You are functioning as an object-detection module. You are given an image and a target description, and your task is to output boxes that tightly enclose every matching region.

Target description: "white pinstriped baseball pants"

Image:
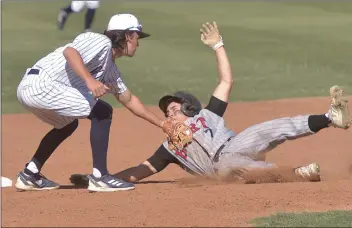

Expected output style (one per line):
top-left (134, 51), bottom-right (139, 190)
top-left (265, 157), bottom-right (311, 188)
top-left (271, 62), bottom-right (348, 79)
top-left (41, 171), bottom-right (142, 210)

top-left (214, 115), bottom-right (314, 172)
top-left (70, 1), bottom-right (100, 12)
top-left (17, 68), bottom-right (97, 129)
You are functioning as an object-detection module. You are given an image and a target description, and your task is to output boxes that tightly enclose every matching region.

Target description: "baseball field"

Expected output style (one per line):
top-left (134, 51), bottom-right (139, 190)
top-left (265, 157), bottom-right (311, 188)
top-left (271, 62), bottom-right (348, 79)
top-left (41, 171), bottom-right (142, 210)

top-left (2, 0), bottom-right (352, 227)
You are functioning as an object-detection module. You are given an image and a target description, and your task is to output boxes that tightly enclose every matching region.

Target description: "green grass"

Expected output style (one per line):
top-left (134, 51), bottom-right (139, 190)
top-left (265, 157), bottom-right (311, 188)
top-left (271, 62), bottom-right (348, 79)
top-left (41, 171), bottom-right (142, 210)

top-left (2, 0), bottom-right (352, 113)
top-left (251, 210), bottom-right (352, 227)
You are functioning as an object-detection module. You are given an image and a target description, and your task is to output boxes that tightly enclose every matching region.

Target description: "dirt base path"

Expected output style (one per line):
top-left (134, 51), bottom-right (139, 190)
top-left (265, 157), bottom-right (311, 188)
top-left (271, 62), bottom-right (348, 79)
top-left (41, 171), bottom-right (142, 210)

top-left (2, 97), bottom-right (352, 227)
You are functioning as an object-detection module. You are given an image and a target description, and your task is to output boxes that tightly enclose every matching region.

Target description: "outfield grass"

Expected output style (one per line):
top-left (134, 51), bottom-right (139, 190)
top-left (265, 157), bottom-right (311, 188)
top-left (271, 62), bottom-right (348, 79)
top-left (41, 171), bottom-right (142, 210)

top-left (2, 0), bottom-right (352, 113)
top-left (251, 210), bottom-right (352, 227)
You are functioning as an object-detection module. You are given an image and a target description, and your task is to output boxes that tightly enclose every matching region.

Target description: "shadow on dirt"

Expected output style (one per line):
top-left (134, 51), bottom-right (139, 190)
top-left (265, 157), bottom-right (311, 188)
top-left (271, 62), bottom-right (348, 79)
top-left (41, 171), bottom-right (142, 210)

top-left (67, 174), bottom-right (175, 189)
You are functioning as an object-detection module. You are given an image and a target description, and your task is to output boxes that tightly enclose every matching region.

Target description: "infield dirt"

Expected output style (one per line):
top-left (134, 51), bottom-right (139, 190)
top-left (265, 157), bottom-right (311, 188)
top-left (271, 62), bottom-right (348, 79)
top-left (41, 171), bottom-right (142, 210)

top-left (2, 97), bottom-right (352, 227)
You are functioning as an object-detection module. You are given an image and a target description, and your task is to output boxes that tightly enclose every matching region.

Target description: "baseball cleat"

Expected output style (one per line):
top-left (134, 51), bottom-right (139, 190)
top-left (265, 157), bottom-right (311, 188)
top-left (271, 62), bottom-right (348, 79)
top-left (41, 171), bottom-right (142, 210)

top-left (87, 174), bottom-right (135, 192)
top-left (57, 9), bottom-right (68, 30)
top-left (15, 171), bottom-right (59, 191)
top-left (328, 85), bottom-right (352, 129)
top-left (295, 162), bottom-right (321, 182)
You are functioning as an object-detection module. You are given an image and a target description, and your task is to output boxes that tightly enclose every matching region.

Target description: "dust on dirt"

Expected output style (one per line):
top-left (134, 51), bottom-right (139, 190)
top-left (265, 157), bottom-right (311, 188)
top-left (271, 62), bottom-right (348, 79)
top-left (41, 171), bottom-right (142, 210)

top-left (2, 97), bottom-right (352, 227)
top-left (176, 166), bottom-right (306, 188)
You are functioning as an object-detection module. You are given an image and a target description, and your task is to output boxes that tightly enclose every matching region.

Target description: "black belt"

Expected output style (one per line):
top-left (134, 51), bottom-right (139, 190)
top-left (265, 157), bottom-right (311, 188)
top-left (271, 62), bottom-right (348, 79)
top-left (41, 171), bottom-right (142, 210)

top-left (213, 137), bottom-right (233, 163)
top-left (28, 68), bottom-right (40, 75)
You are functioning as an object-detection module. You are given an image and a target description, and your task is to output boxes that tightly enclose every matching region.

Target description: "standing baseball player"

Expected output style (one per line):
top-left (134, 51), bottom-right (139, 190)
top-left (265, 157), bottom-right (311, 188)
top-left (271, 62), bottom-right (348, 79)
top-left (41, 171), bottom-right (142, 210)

top-left (57, 1), bottom-right (100, 32)
top-left (15, 13), bottom-right (174, 192)
top-left (71, 21), bottom-right (351, 184)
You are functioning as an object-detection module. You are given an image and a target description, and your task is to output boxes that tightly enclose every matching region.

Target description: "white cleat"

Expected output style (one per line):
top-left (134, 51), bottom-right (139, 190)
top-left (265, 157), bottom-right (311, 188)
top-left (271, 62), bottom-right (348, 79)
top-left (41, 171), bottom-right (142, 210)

top-left (328, 85), bottom-right (352, 129)
top-left (295, 162), bottom-right (321, 182)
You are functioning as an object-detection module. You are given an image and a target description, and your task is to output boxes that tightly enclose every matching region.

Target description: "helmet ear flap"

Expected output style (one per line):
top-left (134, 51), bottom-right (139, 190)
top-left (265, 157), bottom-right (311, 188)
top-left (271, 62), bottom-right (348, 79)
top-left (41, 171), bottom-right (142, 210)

top-left (181, 102), bottom-right (197, 117)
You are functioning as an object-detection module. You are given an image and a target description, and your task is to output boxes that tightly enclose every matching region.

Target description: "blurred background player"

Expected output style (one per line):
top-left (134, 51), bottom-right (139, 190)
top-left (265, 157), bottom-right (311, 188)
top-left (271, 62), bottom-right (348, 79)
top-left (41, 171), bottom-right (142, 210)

top-left (57, 1), bottom-right (100, 32)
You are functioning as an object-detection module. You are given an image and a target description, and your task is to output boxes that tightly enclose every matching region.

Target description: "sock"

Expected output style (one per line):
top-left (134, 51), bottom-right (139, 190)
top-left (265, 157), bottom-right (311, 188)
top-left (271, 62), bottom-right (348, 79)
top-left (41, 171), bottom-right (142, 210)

top-left (24, 120), bottom-right (78, 175)
top-left (85, 9), bottom-right (96, 30)
top-left (63, 5), bottom-right (73, 14)
top-left (93, 168), bottom-right (102, 178)
top-left (25, 160), bottom-right (40, 174)
top-left (308, 114), bottom-right (331, 133)
top-left (90, 118), bottom-right (111, 177)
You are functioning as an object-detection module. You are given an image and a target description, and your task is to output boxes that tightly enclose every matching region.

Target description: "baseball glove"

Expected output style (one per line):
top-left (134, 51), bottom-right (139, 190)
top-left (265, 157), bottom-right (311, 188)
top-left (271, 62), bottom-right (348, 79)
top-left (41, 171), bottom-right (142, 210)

top-left (162, 118), bottom-right (193, 151)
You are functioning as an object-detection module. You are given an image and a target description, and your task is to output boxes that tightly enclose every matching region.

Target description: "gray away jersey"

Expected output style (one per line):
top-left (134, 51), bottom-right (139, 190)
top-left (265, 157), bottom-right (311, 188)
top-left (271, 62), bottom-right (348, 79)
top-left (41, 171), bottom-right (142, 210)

top-left (33, 32), bottom-right (127, 95)
top-left (163, 109), bottom-right (235, 177)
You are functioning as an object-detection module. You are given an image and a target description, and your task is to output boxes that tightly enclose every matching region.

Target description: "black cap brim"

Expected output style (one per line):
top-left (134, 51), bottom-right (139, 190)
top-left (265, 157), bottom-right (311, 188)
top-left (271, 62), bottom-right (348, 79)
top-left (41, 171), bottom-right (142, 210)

top-left (137, 31), bottom-right (150, 39)
top-left (158, 95), bottom-right (182, 114)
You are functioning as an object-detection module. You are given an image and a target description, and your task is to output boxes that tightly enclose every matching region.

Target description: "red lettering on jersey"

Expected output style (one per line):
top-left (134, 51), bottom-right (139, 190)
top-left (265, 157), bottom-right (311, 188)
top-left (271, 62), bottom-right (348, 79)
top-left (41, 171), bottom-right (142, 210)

top-left (175, 148), bottom-right (188, 160)
top-left (196, 117), bottom-right (209, 128)
top-left (190, 117), bottom-right (214, 138)
top-left (189, 117), bottom-right (208, 134)
top-left (189, 123), bottom-right (200, 134)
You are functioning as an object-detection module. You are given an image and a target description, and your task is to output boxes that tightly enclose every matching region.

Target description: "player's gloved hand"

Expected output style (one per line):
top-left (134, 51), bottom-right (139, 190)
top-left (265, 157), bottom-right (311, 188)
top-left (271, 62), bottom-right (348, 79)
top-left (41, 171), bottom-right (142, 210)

top-left (200, 21), bottom-right (224, 51)
top-left (86, 78), bottom-right (110, 98)
top-left (161, 118), bottom-right (193, 151)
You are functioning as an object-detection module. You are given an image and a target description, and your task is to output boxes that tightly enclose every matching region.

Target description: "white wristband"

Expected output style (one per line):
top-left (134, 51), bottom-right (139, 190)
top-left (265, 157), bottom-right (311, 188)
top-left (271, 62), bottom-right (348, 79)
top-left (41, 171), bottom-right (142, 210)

top-left (212, 36), bottom-right (224, 50)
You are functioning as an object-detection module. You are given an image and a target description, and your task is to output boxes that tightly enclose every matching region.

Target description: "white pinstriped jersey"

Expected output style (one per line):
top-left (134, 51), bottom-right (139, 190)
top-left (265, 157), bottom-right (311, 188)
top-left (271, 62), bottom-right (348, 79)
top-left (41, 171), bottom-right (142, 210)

top-left (16, 32), bottom-right (128, 129)
top-left (33, 32), bottom-right (127, 95)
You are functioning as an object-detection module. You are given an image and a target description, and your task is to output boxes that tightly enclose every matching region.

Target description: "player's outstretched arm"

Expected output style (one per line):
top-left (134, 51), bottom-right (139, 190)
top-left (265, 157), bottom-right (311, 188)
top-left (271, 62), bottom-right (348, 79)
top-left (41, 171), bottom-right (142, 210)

top-left (200, 22), bottom-right (233, 103)
top-left (113, 144), bottom-right (176, 182)
top-left (113, 161), bottom-right (157, 182)
top-left (115, 89), bottom-right (167, 129)
top-left (115, 86), bottom-right (192, 144)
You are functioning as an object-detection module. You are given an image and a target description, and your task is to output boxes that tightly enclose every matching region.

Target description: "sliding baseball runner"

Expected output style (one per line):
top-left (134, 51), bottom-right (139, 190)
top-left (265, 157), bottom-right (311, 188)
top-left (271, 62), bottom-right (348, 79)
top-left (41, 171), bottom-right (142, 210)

top-left (71, 21), bottom-right (352, 186)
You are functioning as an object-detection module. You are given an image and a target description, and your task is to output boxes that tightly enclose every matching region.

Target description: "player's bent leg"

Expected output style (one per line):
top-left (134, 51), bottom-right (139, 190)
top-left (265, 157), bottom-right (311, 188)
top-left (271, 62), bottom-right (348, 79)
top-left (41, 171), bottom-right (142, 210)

top-left (214, 153), bottom-right (276, 181)
top-left (16, 69), bottom-right (94, 191)
top-left (28, 120), bottom-right (79, 170)
top-left (222, 85), bottom-right (350, 161)
top-left (84, 9), bottom-right (96, 32)
top-left (57, 2), bottom-right (77, 30)
top-left (226, 115), bottom-right (317, 158)
top-left (214, 114), bottom-right (328, 182)
top-left (213, 85), bottom-right (348, 183)
top-left (83, 1), bottom-right (99, 32)
top-left (87, 100), bottom-right (135, 192)
top-left (15, 120), bottom-right (79, 191)
top-left (215, 154), bottom-right (321, 183)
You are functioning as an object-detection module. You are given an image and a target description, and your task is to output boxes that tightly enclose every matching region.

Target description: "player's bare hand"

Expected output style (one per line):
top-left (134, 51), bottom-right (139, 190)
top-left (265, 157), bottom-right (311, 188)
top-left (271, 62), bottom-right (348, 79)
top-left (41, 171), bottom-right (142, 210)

top-left (200, 21), bottom-right (224, 50)
top-left (86, 78), bottom-right (110, 98)
top-left (161, 117), bottom-right (173, 134)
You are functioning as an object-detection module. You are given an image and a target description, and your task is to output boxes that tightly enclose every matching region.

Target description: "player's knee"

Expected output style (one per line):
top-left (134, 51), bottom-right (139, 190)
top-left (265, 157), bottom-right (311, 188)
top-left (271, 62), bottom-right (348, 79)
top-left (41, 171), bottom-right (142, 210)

top-left (88, 100), bottom-right (113, 121)
top-left (66, 119), bottom-right (79, 135)
top-left (57, 119), bottom-right (79, 136)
